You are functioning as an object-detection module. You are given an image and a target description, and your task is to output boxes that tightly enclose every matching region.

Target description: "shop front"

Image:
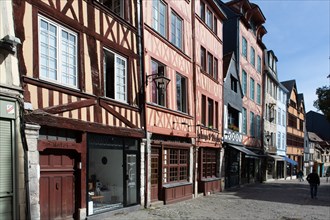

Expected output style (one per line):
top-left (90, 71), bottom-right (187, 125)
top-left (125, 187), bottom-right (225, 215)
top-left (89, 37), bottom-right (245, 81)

top-left (149, 135), bottom-right (193, 205)
top-left (87, 134), bottom-right (140, 215)
top-left (225, 144), bottom-right (259, 188)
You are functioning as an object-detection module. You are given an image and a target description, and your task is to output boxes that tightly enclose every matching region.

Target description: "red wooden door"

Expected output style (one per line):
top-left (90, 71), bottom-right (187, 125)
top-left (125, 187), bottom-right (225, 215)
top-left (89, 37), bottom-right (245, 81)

top-left (40, 150), bottom-right (76, 220)
top-left (150, 148), bottom-right (160, 202)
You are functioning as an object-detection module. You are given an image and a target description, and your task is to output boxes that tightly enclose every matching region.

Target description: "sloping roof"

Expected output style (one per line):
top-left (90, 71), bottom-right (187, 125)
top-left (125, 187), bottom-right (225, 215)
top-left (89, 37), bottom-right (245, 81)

top-left (281, 80), bottom-right (296, 92)
top-left (308, 132), bottom-right (323, 142)
top-left (281, 80), bottom-right (296, 103)
top-left (306, 111), bottom-right (330, 141)
top-left (223, 52), bottom-right (234, 78)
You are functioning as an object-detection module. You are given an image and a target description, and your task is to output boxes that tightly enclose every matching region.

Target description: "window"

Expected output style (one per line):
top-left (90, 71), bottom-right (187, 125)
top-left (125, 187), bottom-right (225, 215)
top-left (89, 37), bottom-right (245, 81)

top-left (288, 113), bottom-right (297, 128)
top-left (256, 115), bottom-right (261, 138)
top-left (164, 148), bottom-right (189, 183)
top-left (282, 110), bottom-right (285, 126)
top-left (250, 112), bottom-right (255, 137)
top-left (278, 108), bottom-right (281, 125)
top-left (200, 46), bottom-right (206, 72)
top-left (99, 0), bottom-right (124, 18)
top-left (176, 73), bottom-right (187, 113)
top-left (257, 55), bottom-right (261, 73)
top-left (278, 132), bottom-right (281, 149)
top-left (202, 148), bottom-right (217, 178)
top-left (250, 77), bottom-right (255, 101)
top-left (242, 107), bottom-right (247, 134)
top-left (299, 119), bottom-right (304, 131)
top-left (152, 0), bottom-right (166, 37)
top-left (200, 1), bottom-right (205, 21)
top-left (250, 47), bottom-right (255, 67)
top-left (282, 133), bottom-right (285, 150)
top-left (215, 101), bottom-right (218, 129)
top-left (242, 37), bottom-right (247, 58)
top-left (231, 75), bottom-right (238, 93)
top-left (257, 84), bottom-right (261, 104)
top-left (206, 8), bottom-right (213, 29)
top-left (213, 16), bottom-right (218, 35)
top-left (201, 95), bottom-right (206, 125)
top-left (171, 11), bottom-right (183, 49)
top-left (228, 106), bottom-right (239, 132)
top-left (39, 16), bottom-right (78, 88)
top-left (104, 49), bottom-right (127, 102)
top-left (208, 98), bottom-right (214, 128)
top-left (151, 60), bottom-right (166, 106)
top-left (208, 52), bottom-right (213, 76)
top-left (242, 70), bottom-right (247, 95)
top-left (214, 58), bottom-right (218, 80)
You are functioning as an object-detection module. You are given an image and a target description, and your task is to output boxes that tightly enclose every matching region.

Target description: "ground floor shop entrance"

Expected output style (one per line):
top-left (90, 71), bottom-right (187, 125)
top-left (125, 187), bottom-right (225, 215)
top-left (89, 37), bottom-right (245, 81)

top-left (87, 134), bottom-right (139, 215)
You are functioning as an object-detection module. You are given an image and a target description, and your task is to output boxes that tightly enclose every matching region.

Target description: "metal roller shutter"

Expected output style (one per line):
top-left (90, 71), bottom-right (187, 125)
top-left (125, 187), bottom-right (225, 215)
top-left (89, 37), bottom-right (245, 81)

top-left (0, 119), bottom-right (13, 219)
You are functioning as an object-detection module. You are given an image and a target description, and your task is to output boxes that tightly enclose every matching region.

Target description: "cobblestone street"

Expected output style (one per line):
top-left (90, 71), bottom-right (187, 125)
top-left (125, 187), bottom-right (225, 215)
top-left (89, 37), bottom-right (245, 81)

top-left (102, 178), bottom-right (330, 220)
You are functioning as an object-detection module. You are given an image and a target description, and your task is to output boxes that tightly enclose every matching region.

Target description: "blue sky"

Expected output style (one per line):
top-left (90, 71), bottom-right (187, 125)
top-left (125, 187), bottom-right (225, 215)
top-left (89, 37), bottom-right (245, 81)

top-left (225, 0), bottom-right (330, 112)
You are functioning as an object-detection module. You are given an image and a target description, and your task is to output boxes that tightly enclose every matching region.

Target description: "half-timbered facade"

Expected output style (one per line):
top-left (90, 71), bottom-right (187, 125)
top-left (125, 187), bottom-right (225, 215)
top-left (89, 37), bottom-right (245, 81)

top-left (143, 0), bottom-right (195, 205)
top-left (14, 0), bottom-right (144, 219)
top-left (221, 0), bottom-right (266, 184)
top-left (193, 0), bottom-right (225, 195)
top-left (282, 80), bottom-right (306, 177)
top-left (0, 1), bottom-right (25, 219)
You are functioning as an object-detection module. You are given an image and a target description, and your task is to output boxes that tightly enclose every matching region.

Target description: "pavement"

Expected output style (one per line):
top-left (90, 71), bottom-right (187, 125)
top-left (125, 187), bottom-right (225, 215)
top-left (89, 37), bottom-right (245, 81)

top-left (102, 177), bottom-right (330, 220)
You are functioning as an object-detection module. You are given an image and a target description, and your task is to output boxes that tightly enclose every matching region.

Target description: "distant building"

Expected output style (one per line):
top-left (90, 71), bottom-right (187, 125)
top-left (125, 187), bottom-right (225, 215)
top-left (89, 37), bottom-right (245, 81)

top-left (281, 80), bottom-right (306, 177)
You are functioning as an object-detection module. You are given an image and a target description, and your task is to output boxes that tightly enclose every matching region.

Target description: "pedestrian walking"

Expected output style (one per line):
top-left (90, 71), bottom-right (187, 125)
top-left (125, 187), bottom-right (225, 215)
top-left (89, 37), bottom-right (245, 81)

top-left (297, 170), bottom-right (304, 182)
top-left (306, 169), bottom-right (320, 199)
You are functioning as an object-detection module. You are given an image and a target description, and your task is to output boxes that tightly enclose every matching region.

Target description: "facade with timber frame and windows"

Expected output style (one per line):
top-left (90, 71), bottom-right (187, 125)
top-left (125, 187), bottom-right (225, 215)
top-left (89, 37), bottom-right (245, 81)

top-left (13, 0), bottom-right (145, 219)
top-left (193, 0), bottom-right (226, 195)
top-left (142, 0), bottom-right (195, 205)
top-left (281, 80), bottom-right (306, 178)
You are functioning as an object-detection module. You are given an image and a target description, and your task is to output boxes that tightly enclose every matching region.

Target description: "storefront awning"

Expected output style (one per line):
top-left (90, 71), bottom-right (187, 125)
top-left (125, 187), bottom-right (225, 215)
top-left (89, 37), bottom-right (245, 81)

top-left (228, 144), bottom-right (259, 158)
top-left (283, 156), bottom-right (298, 166)
top-left (268, 155), bottom-right (285, 161)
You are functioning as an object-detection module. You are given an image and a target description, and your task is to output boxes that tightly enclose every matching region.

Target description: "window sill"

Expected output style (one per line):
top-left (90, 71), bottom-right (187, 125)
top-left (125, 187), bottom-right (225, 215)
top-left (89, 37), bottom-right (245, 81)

top-left (200, 177), bottom-right (221, 182)
top-left (163, 182), bottom-right (192, 189)
top-left (200, 69), bottom-right (219, 84)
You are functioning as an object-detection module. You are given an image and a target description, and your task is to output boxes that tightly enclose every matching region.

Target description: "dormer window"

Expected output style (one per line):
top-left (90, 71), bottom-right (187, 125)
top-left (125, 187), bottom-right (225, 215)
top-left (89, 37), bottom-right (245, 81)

top-left (230, 75), bottom-right (238, 93)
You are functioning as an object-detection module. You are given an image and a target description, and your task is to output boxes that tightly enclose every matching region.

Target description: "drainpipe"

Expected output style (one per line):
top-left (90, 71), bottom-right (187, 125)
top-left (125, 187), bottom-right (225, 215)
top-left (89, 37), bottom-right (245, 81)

top-left (191, 0), bottom-right (198, 198)
top-left (136, 0), bottom-right (148, 207)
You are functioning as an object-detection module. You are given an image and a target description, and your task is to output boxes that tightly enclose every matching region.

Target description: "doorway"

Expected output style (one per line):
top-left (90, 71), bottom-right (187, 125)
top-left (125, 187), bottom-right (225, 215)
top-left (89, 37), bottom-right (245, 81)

top-left (39, 149), bottom-right (78, 220)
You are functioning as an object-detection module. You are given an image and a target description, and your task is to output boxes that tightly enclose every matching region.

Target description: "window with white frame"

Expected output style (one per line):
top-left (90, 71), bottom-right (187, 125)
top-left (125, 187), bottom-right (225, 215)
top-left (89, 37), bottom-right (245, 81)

top-left (278, 108), bottom-right (281, 125)
top-left (152, 0), bottom-right (166, 38)
top-left (39, 16), bottom-right (78, 88)
top-left (104, 49), bottom-right (127, 102)
top-left (282, 110), bottom-right (285, 126)
top-left (171, 11), bottom-right (183, 49)
top-left (176, 73), bottom-right (187, 113)
top-left (278, 132), bottom-right (281, 149)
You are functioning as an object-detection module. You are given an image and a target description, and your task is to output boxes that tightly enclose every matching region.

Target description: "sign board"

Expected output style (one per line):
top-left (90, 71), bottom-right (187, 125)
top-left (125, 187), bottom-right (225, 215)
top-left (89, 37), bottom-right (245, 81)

top-left (0, 99), bottom-right (16, 119)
